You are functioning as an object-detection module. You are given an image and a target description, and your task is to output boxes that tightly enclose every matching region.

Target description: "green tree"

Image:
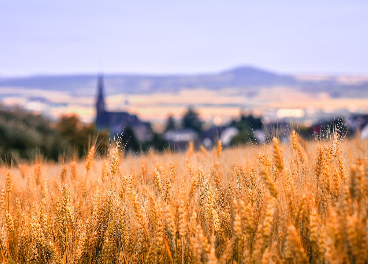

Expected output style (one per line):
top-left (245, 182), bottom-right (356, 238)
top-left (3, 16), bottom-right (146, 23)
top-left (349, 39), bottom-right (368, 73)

top-left (145, 132), bottom-right (169, 152)
top-left (165, 115), bottom-right (176, 132)
top-left (0, 106), bottom-right (68, 162)
top-left (56, 115), bottom-right (109, 157)
top-left (231, 114), bottom-right (263, 131)
top-left (182, 107), bottom-right (202, 132)
top-left (230, 128), bottom-right (255, 146)
top-left (230, 114), bottom-right (263, 146)
top-left (120, 126), bottom-right (140, 154)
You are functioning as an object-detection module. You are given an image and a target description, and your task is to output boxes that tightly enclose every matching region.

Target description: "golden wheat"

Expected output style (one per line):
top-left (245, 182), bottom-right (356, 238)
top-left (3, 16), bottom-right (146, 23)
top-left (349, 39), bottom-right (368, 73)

top-left (0, 133), bottom-right (367, 263)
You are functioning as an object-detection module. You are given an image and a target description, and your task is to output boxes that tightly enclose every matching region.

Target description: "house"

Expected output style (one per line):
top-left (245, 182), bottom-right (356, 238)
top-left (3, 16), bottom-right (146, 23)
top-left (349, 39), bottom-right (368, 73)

top-left (164, 126), bottom-right (239, 151)
top-left (347, 114), bottom-right (368, 138)
top-left (164, 128), bottom-right (198, 151)
top-left (201, 126), bottom-right (239, 148)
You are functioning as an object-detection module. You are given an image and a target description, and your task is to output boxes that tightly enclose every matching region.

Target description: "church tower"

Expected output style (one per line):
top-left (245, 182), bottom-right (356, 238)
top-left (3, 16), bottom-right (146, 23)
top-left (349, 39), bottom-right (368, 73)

top-left (95, 75), bottom-right (106, 127)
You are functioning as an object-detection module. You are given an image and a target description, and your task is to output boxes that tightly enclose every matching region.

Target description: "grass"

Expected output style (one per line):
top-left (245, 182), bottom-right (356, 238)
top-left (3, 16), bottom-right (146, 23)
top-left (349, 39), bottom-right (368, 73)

top-left (0, 131), bottom-right (367, 263)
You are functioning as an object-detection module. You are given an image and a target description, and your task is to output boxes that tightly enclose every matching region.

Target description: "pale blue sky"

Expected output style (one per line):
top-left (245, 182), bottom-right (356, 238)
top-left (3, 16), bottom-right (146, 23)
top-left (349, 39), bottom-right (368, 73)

top-left (1, 0), bottom-right (368, 76)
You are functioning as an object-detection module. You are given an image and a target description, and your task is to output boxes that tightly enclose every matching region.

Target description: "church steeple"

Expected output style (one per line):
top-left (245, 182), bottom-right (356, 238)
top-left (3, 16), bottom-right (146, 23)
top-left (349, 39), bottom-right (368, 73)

top-left (96, 75), bottom-right (105, 113)
top-left (95, 75), bottom-right (106, 127)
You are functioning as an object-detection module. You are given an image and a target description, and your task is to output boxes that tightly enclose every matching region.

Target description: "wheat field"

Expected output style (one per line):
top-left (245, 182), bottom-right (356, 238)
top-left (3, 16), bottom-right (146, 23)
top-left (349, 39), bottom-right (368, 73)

top-left (0, 132), bottom-right (367, 263)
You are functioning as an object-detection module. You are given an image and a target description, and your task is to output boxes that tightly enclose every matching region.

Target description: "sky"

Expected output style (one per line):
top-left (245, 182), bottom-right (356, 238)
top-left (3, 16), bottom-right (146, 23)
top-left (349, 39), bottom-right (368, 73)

top-left (1, 0), bottom-right (368, 76)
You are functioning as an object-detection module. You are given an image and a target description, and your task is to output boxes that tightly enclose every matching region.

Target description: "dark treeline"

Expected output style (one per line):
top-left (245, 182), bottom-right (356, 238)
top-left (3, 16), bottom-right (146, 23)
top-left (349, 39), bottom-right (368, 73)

top-left (0, 106), bottom-right (109, 163)
top-left (0, 106), bottom-right (170, 163)
top-left (0, 105), bottom-right (351, 163)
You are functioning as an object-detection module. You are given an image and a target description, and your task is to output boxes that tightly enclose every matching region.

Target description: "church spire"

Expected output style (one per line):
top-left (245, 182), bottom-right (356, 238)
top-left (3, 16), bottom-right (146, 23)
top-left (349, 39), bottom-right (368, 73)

top-left (95, 75), bottom-right (106, 127)
top-left (96, 75), bottom-right (105, 113)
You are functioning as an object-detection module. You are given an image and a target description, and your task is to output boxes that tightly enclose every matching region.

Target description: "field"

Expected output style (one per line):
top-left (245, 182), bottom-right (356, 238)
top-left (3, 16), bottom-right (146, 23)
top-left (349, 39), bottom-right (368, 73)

top-left (0, 132), bottom-right (367, 263)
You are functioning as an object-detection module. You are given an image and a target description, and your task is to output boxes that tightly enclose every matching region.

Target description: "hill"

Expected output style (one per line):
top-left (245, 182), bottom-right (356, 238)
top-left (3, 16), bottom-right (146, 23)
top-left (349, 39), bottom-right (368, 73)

top-left (0, 66), bottom-right (358, 94)
top-left (0, 66), bottom-right (296, 94)
top-left (1, 66), bottom-right (368, 98)
top-left (1, 66), bottom-right (368, 123)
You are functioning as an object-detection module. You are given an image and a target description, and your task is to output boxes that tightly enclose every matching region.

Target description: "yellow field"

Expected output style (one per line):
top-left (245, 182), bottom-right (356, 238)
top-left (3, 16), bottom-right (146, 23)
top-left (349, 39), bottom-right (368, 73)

top-left (0, 133), bottom-right (367, 263)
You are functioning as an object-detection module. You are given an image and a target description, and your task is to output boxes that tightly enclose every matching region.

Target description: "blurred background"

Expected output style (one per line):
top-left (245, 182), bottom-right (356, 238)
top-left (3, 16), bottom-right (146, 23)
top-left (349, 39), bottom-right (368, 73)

top-left (1, 0), bottom-right (368, 161)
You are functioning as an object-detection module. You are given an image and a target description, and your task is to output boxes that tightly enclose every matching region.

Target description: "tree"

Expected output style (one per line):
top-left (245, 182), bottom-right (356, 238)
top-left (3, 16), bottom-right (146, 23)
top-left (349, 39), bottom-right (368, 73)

top-left (165, 115), bottom-right (176, 132)
top-left (230, 128), bottom-right (255, 146)
top-left (56, 115), bottom-right (109, 157)
top-left (0, 106), bottom-right (69, 162)
top-left (143, 132), bottom-right (169, 152)
top-left (231, 114), bottom-right (263, 132)
top-left (182, 107), bottom-right (202, 132)
top-left (120, 126), bottom-right (140, 154)
top-left (229, 114), bottom-right (263, 146)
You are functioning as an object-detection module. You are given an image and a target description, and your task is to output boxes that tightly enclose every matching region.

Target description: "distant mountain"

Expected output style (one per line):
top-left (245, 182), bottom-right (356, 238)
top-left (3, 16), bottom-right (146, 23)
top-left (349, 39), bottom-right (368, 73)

top-left (0, 66), bottom-right (296, 94)
top-left (220, 66), bottom-right (297, 86)
top-left (0, 66), bottom-right (367, 98)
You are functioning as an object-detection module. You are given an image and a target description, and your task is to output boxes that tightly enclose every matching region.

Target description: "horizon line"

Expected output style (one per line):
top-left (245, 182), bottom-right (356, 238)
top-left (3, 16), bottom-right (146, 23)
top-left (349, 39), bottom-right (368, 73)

top-left (2, 65), bottom-right (368, 79)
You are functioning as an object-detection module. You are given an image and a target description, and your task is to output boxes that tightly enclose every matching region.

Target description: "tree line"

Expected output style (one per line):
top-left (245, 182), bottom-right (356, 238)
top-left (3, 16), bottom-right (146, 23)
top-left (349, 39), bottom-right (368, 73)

top-left (0, 105), bottom-right (267, 163)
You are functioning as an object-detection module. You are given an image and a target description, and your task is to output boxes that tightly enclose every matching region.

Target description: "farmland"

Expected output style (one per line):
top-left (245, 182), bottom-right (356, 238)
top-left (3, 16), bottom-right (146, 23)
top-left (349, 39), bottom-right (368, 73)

top-left (0, 132), bottom-right (367, 263)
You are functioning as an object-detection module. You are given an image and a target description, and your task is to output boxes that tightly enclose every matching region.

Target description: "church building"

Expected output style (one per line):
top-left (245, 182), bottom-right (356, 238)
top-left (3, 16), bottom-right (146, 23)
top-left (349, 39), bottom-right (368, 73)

top-left (95, 76), bottom-right (151, 141)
